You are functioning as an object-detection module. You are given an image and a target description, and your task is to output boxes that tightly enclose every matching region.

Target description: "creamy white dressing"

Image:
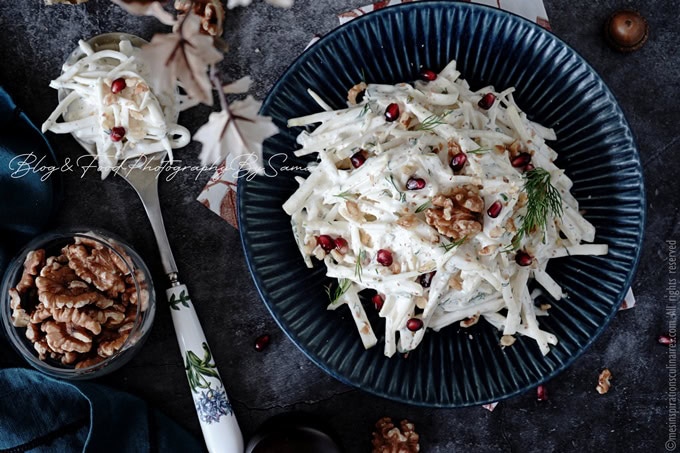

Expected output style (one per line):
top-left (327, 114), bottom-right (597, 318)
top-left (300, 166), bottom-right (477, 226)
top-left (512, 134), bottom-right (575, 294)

top-left (283, 59), bottom-right (608, 357)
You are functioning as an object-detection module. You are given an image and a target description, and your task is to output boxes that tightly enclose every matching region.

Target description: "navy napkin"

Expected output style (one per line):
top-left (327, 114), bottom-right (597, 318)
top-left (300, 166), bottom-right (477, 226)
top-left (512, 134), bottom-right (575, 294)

top-left (0, 368), bottom-right (204, 452)
top-left (0, 87), bottom-right (61, 277)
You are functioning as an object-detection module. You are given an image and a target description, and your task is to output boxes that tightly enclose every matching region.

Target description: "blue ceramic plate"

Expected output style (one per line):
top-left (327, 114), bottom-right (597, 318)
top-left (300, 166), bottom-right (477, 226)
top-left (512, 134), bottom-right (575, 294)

top-left (238, 1), bottom-right (644, 406)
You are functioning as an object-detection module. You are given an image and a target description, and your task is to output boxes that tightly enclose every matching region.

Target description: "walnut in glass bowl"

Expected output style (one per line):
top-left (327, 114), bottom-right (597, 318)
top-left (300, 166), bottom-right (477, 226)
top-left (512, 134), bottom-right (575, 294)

top-left (1, 229), bottom-right (155, 379)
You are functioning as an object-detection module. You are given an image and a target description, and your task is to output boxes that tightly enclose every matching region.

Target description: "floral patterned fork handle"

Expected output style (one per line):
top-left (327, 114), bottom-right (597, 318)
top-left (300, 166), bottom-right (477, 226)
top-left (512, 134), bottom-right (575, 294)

top-left (167, 283), bottom-right (244, 452)
top-left (118, 153), bottom-right (244, 452)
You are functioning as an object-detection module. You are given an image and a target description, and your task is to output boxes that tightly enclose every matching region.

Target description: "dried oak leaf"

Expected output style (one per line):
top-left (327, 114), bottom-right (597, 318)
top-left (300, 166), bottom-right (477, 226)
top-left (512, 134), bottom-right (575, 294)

top-left (140, 12), bottom-right (223, 106)
top-left (194, 96), bottom-right (278, 169)
top-left (110, 0), bottom-right (176, 25)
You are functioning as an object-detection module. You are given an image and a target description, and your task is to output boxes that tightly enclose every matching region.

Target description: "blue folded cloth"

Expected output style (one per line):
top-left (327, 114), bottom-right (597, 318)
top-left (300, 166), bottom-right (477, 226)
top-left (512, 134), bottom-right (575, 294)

top-left (0, 86), bottom-right (61, 277)
top-left (0, 368), bottom-right (204, 452)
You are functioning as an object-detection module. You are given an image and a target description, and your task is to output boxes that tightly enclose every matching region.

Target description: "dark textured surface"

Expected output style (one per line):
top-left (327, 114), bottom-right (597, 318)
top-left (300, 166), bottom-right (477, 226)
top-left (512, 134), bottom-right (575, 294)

top-left (0, 1), bottom-right (676, 452)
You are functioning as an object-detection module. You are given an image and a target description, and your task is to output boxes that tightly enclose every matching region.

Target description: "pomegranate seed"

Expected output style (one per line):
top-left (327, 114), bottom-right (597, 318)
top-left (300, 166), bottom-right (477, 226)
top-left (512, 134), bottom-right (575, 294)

top-left (511, 152), bottom-right (532, 168)
top-left (254, 334), bottom-right (271, 352)
top-left (406, 318), bottom-right (423, 332)
top-left (350, 150), bottom-right (367, 168)
top-left (316, 235), bottom-right (335, 252)
top-left (515, 251), bottom-right (533, 266)
top-left (537, 384), bottom-right (548, 401)
top-left (110, 127), bottom-right (126, 142)
top-left (372, 294), bottom-right (384, 311)
top-left (419, 69), bottom-right (437, 81)
top-left (111, 78), bottom-right (126, 94)
top-left (524, 163), bottom-right (535, 172)
top-left (478, 93), bottom-right (496, 110)
top-left (487, 201), bottom-right (503, 218)
top-left (658, 334), bottom-right (676, 346)
top-left (449, 152), bottom-right (468, 172)
top-left (385, 103), bottom-right (400, 122)
top-left (418, 271), bottom-right (436, 288)
top-left (334, 237), bottom-right (349, 254)
top-left (376, 249), bottom-right (393, 266)
top-left (406, 177), bottom-right (426, 190)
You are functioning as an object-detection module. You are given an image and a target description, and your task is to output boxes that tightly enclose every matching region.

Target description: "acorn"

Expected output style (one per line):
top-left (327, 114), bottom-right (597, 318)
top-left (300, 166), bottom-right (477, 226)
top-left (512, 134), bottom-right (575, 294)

top-left (604, 9), bottom-right (648, 52)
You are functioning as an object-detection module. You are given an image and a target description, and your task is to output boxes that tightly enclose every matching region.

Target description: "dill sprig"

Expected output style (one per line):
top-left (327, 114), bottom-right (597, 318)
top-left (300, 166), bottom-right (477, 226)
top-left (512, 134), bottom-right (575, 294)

top-left (415, 200), bottom-right (432, 213)
top-left (466, 147), bottom-right (492, 155)
top-left (414, 111), bottom-right (452, 131)
top-left (354, 250), bottom-right (366, 282)
top-left (386, 175), bottom-right (406, 202)
top-left (325, 278), bottom-right (352, 305)
top-left (440, 236), bottom-right (468, 252)
top-left (335, 190), bottom-right (354, 200)
top-left (509, 167), bottom-right (563, 250)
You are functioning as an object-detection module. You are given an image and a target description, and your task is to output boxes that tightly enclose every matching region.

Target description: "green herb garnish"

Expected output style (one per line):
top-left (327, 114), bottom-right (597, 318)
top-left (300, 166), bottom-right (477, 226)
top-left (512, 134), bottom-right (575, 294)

top-left (440, 236), bottom-right (468, 252)
top-left (386, 175), bottom-right (406, 202)
top-left (354, 250), bottom-right (366, 282)
top-left (508, 167), bottom-right (563, 250)
top-left (358, 103), bottom-right (371, 118)
top-left (466, 148), bottom-right (492, 155)
top-left (415, 200), bottom-right (432, 213)
top-left (325, 278), bottom-right (352, 305)
top-left (414, 111), bottom-right (452, 131)
top-left (335, 191), bottom-right (354, 200)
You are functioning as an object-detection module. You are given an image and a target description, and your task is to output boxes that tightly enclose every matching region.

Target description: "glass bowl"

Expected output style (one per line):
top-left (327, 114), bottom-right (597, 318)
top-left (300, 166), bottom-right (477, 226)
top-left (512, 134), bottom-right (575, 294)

top-left (1, 229), bottom-right (156, 379)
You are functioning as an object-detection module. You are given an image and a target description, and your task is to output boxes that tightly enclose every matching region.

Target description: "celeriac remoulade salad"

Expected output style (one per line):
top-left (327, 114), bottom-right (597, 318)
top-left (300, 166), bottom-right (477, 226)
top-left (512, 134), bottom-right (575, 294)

top-left (41, 38), bottom-right (190, 179)
top-left (282, 60), bottom-right (608, 358)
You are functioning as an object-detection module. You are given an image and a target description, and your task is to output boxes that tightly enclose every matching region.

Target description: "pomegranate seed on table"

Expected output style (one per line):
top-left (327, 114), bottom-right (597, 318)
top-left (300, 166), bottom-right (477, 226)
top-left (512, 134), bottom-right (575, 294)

top-left (111, 77), bottom-right (126, 94)
top-left (254, 334), bottom-right (271, 352)
top-left (372, 294), bottom-right (385, 311)
top-left (316, 235), bottom-right (335, 252)
top-left (478, 93), bottom-right (496, 110)
top-left (524, 163), bottom-right (535, 172)
top-left (419, 69), bottom-right (437, 81)
top-left (537, 384), bottom-right (548, 401)
top-left (110, 126), bottom-right (126, 142)
top-left (511, 152), bottom-right (532, 168)
top-left (418, 271), bottom-right (436, 288)
top-left (350, 150), bottom-right (367, 168)
top-left (406, 318), bottom-right (423, 332)
top-left (385, 103), bottom-right (400, 122)
top-left (334, 237), bottom-right (349, 254)
top-left (515, 251), bottom-right (533, 267)
top-left (449, 152), bottom-right (467, 172)
top-left (487, 201), bottom-right (503, 218)
top-left (658, 334), bottom-right (676, 346)
top-left (406, 177), bottom-right (426, 190)
top-left (376, 249), bottom-right (393, 266)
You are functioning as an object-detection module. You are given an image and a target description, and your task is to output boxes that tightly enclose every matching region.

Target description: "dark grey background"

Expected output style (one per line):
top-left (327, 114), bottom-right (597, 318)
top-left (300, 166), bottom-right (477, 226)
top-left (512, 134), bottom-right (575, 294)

top-left (0, 1), bottom-right (677, 452)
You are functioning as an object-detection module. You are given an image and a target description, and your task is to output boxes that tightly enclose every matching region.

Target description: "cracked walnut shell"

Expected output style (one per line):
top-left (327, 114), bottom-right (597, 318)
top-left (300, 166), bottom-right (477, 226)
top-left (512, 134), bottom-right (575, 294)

top-left (425, 186), bottom-right (484, 240)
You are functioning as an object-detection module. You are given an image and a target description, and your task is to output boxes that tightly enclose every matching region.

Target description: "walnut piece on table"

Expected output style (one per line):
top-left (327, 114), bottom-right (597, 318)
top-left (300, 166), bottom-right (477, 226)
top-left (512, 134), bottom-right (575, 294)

top-left (176, 0), bottom-right (225, 36)
top-left (596, 368), bottom-right (613, 394)
top-left (425, 186), bottom-right (484, 240)
top-left (371, 417), bottom-right (420, 453)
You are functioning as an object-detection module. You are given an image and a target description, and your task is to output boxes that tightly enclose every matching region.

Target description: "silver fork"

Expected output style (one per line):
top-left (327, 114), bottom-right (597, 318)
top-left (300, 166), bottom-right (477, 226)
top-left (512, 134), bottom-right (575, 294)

top-left (118, 153), bottom-right (244, 452)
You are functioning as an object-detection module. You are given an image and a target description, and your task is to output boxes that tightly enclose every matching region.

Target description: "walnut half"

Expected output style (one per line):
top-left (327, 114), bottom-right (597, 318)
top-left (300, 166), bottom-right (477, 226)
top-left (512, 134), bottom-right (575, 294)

top-left (425, 186), bottom-right (484, 240)
top-left (371, 417), bottom-right (420, 453)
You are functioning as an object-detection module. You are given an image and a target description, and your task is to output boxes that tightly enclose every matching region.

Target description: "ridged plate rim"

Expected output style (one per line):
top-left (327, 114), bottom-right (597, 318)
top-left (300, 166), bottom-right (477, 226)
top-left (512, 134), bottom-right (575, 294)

top-left (238, 1), bottom-right (645, 407)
